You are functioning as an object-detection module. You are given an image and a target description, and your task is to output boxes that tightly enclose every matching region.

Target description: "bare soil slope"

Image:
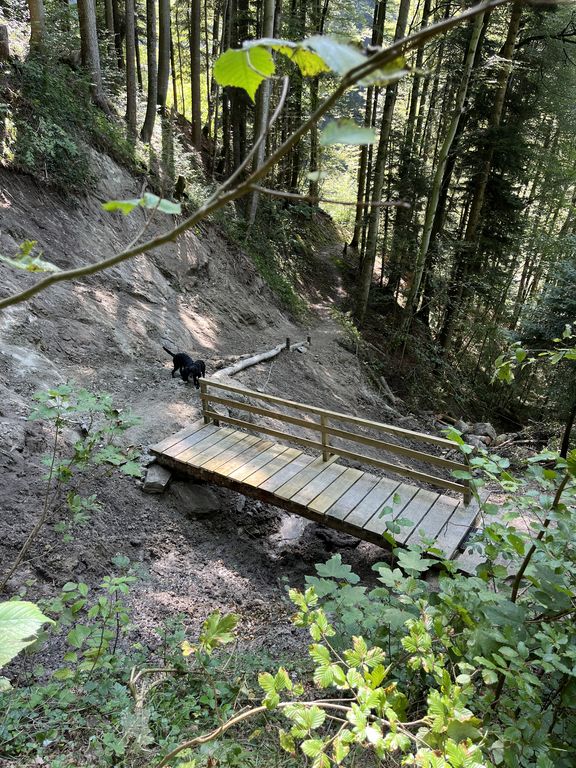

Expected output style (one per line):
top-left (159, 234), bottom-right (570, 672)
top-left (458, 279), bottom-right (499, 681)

top-left (0, 155), bottom-right (438, 653)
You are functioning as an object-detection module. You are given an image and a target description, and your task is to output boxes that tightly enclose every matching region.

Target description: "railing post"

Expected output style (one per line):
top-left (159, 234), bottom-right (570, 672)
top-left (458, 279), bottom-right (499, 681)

top-left (463, 479), bottom-right (472, 505)
top-left (320, 414), bottom-right (330, 461)
top-left (200, 379), bottom-right (210, 424)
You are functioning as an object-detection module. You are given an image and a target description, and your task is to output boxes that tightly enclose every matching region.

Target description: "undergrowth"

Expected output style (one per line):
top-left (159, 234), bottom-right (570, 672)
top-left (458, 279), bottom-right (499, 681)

top-left (1, 56), bottom-right (135, 191)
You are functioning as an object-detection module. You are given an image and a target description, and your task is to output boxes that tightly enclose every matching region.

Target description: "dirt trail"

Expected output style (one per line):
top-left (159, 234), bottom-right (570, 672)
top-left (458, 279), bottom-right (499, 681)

top-left (0, 160), bottom-right (407, 657)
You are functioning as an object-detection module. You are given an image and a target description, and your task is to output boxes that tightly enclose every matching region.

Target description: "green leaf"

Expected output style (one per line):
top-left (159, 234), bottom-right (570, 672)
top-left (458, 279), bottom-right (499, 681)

top-left (320, 119), bottom-right (376, 146)
top-left (0, 240), bottom-right (60, 273)
top-left (0, 601), bottom-right (54, 668)
top-left (396, 549), bottom-right (435, 574)
top-left (259, 672), bottom-right (275, 694)
top-left (102, 199), bottom-right (141, 215)
top-left (141, 192), bottom-right (181, 214)
top-left (199, 611), bottom-right (238, 652)
top-left (214, 47), bottom-right (275, 102)
top-left (305, 35), bottom-right (365, 75)
top-left (359, 56), bottom-right (408, 87)
top-left (315, 555), bottom-right (360, 582)
top-left (120, 460), bottom-right (143, 478)
top-left (279, 729), bottom-right (296, 755)
top-left (301, 738), bottom-right (324, 757)
top-left (244, 38), bottom-right (329, 77)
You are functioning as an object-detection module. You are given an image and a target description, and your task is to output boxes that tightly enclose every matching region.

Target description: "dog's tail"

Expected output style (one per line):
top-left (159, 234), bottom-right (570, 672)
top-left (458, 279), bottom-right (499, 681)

top-left (163, 346), bottom-right (175, 358)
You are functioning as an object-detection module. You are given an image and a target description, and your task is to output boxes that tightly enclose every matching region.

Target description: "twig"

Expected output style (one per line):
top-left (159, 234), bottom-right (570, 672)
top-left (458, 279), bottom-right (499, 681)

top-left (249, 185), bottom-right (411, 208)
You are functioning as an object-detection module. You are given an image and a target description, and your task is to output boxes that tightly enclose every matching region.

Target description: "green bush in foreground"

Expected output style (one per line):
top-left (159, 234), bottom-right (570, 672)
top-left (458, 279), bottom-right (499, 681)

top-left (1, 443), bottom-right (574, 767)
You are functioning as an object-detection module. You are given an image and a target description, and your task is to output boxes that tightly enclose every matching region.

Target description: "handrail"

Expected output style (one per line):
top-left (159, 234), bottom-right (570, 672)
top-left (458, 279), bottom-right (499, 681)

top-left (199, 378), bottom-right (471, 502)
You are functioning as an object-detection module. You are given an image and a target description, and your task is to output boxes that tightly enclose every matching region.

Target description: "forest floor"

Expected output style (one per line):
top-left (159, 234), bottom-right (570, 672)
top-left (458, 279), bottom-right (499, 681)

top-left (0, 152), bottom-right (461, 662)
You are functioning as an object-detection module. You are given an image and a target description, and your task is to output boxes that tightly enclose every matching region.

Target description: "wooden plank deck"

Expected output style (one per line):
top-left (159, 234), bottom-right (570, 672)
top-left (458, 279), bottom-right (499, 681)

top-left (150, 421), bottom-right (481, 559)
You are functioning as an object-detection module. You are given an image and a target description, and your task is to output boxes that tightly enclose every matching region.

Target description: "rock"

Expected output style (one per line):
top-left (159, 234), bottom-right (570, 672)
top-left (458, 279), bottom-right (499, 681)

top-left (142, 463), bottom-right (172, 493)
top-left (465, 435), bottom-right (486, 450)
top-left (454, 420), bottom-right (471, 434)
top-left (0, 419), bottom-right (26, 453)
top-left (170, 482), bottom-right (221, 516)
top-left (493, 433), bottom-right (516, 446)
top-left (314, 527), bottom-right (360, 549)
top-left (471, 422), bottom-right (497, 441)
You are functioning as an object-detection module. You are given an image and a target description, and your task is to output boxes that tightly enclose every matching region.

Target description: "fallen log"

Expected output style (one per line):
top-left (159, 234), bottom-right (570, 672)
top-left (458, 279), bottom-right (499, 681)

top-left (213, 339), bottom-right (309, 379)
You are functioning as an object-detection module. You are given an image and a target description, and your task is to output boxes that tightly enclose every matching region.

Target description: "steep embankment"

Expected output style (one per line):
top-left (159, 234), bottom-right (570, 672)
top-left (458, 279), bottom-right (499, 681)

top-left (0, 154), bottom-right (434, 652)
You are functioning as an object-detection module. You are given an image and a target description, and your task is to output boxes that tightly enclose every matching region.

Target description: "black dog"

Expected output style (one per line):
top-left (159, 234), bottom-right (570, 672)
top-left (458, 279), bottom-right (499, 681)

top-left (163, 347), bottom-right (206, 388)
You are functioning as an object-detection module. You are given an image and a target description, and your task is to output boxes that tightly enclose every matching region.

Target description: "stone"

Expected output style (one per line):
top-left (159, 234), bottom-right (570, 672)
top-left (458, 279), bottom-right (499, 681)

top-left (142, 463), bottom-right (172, 493)
top-left (454, 420), bottom-right (471, 435)
top-left (471, 422), bottom-right (497, 441)
top-left (465, 435), bottom-right (486, 450)
top-left (170, 482), bottom-right (221, 516)
top-left (0, 419), bottom-right (26, 453)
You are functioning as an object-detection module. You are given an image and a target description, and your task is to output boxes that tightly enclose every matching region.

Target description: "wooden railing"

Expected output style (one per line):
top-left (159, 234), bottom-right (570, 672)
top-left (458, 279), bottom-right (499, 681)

top-left (199, 378), bottom-right (471, 503)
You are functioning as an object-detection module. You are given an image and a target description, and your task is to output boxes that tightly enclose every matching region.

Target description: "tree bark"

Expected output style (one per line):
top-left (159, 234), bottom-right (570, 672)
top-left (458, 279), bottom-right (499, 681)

top-left (140, 0), bottom-right (158, 141)
top-left (28, 0), bottom-right (47, 53)
top-left (0, 24), bottom-right (9, 61)
top-left (77, 0), bottom-right (110, 110)
top-left (247, 0), bottom-right (276, 223)
top-left (190, 0), bottom-right (202, 145)
top-left (157, 0), bottom-right (171, 112)
top-left (125, 0), bottom-right (137, 141)
top-left (350, 0), bottom-right (387, 251)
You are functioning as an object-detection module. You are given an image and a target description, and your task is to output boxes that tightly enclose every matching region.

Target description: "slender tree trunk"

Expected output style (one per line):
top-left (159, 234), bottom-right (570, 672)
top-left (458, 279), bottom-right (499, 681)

top-left (190, 0), bottom-right (202, 145)
top-left (157, 0), bottom-right (171, 112)
top-left (350, 0), bottom-right (387, 251)
top-left (135, 12), bottom-right (143, 91)
top-left (175, 3), bottom-right (185, 114)
top-left (112, 0), bottom-right (125, 68)
top-left (170, 27), bottom-right (179, 111)
top-left (125, 0), bottom-right (137, 141)
top-left (140, 0), bottom-right (157, 141)
top-left (104, 0), bottom-right (116, 60)
top-left (78, 0), bottom-right (110, 110)
top-left (307, 0), bottom-right (329, 200)
top-left (247, 0), bottom-right (276, 223)
top-left (0, 24), bottom-right (9, 61)
top-left (354, 0), bottom-right (410, 325)
top-left (387, 0), bottom-right (430, 293)
top-left (28, 0), bottom-right (47, 52)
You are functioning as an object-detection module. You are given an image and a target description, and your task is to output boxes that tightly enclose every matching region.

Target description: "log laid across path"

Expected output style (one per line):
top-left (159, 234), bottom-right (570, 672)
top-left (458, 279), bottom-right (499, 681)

top-left (150, 378), bottom-right (482, 559)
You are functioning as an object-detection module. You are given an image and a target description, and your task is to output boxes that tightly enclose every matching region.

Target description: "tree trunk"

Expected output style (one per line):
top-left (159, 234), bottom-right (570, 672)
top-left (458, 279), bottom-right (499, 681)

top-left (247, 0), bottom-right (276, 223)
top-left (112, 0), bottom-right (125, 68)
top-left (354, 0), bottom-right (410, 325)
top-left (104, 0), bottom-right (116, 60)
top-left (77, 0), bottom-right (109, 110)
top-left (350, 0), bottom-right (386, 251)
top-left (170, 28), bottom-right (179, 111)
top-left (125, 0), bottom-right (137, 141)
top-left (307, 0), bottom-right (329, 201)
top-left (157, 0), bottom-right (171, 112)
top-left (190, 0), bottom-right (202, 146)
top-left (28, 0), bottom-right (46, 53)
top-left (135, 14), bottom-right (143, 91)
top-left (140, 0), bottom-right (157, 141)
top-left (0, 24), bottom-right (9, 60)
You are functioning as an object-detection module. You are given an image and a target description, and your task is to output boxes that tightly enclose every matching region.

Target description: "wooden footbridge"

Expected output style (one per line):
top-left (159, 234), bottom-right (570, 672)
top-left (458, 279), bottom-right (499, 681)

top-left (150, 379), bottom-right (481, 559)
